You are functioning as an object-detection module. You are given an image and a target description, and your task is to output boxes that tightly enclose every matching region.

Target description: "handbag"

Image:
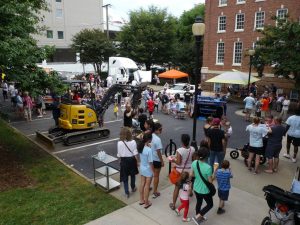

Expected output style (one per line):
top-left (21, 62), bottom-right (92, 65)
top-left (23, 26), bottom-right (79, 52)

top-left (291, 167), bottom-right (300, 194)
top-left (169, 148), bottom-right (191, 184)
top-left (196, 161), bottom-right (216, 196)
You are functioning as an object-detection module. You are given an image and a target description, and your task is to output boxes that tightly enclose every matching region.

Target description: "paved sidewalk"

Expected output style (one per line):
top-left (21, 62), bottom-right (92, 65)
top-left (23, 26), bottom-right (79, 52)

top-left (86, 185), bottom-right (267, 225)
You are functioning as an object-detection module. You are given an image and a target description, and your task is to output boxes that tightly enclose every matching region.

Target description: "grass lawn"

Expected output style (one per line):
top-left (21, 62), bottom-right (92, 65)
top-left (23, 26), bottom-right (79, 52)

top-left (0, 120), bottom-right (125, 225)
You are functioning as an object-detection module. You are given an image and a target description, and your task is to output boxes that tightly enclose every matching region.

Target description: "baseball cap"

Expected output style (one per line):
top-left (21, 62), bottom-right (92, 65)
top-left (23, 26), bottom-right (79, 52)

top-left (212, 118), bottom-right (220, 125)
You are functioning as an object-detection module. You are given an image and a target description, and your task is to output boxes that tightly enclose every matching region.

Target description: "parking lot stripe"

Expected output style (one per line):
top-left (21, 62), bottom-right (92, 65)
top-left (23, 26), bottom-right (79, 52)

top-left (27, 131), bottom-right (48, 137)
top-left (53, 138), bottom-right (119, 154)
top-left (10, 117), bottom-right (53, 124)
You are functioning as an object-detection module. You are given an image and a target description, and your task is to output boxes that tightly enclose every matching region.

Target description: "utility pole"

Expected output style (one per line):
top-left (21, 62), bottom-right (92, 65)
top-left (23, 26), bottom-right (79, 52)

top-left (102, 4), bottom-right (111, 39)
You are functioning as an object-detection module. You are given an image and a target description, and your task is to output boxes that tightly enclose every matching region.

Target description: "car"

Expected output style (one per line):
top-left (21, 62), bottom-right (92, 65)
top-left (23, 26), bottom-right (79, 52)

top-left (165, 83), bottom-right (195, 99)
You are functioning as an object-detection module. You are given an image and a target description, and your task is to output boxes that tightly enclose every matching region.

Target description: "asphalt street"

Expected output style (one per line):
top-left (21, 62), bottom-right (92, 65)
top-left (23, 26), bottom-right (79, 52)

top-left (5, 101), bottom-right (247, 180)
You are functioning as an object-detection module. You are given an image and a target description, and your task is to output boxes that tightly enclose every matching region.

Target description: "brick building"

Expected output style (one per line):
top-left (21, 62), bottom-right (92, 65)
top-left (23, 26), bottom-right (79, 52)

top-left (202, 0), bottom-right (300, 97)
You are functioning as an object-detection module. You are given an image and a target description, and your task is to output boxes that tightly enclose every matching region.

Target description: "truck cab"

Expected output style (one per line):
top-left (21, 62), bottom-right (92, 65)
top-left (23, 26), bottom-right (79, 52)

top-left (108, 57), bottom-right (151, 85)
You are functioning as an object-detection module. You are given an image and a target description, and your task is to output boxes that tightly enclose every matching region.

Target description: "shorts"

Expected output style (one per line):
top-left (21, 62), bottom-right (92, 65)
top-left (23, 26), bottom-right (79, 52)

top-left (265, 145), bottom-right (282, 159)
top-left (218, 189), bottom-right (229, 201)
top-left (287, 135), bottom-right (300, 147)
top-left (153, 161), bottom-right (162, 169)
top-left (36, 103), bottom-right (42, 108)
top-left (245, 108), bottom-right (252, 114)
top-left (248, 146), bottom-right (264, 155)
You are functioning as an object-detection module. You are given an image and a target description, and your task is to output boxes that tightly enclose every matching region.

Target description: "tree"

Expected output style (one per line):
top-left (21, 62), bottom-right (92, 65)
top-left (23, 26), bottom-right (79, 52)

top-left (117, 6), bottom-right (177, 70)
top-left (173, 4), bottom-right (205, 80)
top-left (0, 0), bottom-right (64, 96)
top-left (71, 29), bottom-right (116, 76)
top-left (253, 18), bottom-right (300, 89)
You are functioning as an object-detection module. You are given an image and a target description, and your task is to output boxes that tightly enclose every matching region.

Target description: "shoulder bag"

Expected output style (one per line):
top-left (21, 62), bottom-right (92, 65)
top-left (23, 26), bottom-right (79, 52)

top-left (196, 161), bottom-right (216, 196)
top-left (169, 148), bottom-right (191, 184)
top-left (122, 141), bottom-right (135, 156)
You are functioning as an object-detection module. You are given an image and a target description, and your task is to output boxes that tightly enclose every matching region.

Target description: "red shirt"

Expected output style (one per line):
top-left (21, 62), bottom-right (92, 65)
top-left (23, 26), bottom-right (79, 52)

top-left (147, 99), bottom-right (154, 112)
top-left (261, 99), bottom-right (269, 111)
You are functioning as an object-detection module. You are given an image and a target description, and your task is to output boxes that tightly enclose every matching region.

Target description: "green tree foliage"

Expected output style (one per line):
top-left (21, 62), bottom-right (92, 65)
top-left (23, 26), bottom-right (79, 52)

top-left (71, 29), bottom-right (116, 75)
top-left (0, 0), bottom-right (64, 96)
top-left (173, 4), bottom-right (205, 80)
top-left (253, 18), bottom-right (300, 89)
top-left (117, 6), bottom-right (177, 70)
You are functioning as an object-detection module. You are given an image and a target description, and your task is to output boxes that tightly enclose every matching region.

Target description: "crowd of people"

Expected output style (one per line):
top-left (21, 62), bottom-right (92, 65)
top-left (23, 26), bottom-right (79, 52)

top-left (115, 86), bottom-right (300, 224)
top-left (117, 108), bottom-right (235, 224)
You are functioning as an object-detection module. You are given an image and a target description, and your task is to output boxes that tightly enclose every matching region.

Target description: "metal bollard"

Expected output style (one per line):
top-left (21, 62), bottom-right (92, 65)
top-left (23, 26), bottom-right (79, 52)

top-left (164, 139), bottom-right (177, 174)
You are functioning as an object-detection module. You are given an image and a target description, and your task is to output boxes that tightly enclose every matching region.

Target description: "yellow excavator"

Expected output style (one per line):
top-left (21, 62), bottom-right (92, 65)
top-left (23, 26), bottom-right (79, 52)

top-left (36, 83), bottom-right (145, 146)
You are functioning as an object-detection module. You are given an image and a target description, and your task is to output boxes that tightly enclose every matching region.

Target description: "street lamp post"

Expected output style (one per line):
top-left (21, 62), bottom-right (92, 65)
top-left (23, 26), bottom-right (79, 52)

top-left (191, 16), bottom-right (205, 150)
top-left (247, 49), bottom-right (255, 95)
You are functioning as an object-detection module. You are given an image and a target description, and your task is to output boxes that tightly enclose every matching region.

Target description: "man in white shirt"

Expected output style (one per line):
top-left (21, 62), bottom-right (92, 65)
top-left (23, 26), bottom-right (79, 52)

top-left (280, 95), bottom-right (290, 121)
top-left (106, 76), bottom-right (113, 88)
top-left (284, 107), bottom-right (300, 163)
top-left (243, 93), bottom-right (255, 121)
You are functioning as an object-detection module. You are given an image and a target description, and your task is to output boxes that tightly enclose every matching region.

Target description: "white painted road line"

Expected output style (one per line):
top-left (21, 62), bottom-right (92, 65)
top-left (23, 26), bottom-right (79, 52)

top-left (10, 117), bottom-right (53, 124)
top-left (105, 119), bottom-right (122, 123)
top-left (27, 131), bottom-right (48, 137)
top-left (53, 137), bottom-right (119, 154)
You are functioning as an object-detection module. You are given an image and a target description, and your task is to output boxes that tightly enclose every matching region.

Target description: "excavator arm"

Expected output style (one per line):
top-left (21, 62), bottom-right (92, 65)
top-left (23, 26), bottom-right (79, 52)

top-left (95, 83), bottom-right (146, 119)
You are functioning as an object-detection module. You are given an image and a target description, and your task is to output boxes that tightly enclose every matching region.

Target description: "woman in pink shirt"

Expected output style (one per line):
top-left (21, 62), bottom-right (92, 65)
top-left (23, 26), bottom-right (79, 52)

top-left (23, 91), bottom-right (33, 121)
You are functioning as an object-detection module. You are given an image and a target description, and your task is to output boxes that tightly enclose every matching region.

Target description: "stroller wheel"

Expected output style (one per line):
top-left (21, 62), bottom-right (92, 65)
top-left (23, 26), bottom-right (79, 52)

top-left (261, 216), bottom-right (271, 225)
top-left (230, 150), bottom-right (239, 159)
top-left (259, 156), bottom-right (266, 165)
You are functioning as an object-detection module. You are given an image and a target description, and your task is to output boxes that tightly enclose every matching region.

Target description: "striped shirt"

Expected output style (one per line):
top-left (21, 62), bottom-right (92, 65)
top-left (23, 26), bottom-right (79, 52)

top-left (216, 169), bottom-right (233, 191)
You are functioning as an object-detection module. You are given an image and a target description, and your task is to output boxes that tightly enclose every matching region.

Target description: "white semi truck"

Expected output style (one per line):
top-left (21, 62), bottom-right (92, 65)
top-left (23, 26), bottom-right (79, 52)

top-left (108, 57), bottom-right (151, 85)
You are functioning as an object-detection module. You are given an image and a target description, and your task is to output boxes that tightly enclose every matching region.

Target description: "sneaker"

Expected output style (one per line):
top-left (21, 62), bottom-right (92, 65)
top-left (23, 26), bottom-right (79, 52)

top-left (175, 209), bottom-right (180, 216)
top-left (283, 153), bottom-right (291, 159)
top-left (217, 208), bottom-right (225, 214)
top-left (182, 217), bottom-right (191, 222)
top-left (192, 216), bottom-right (200, 225)
top-left (192, 216), bottom-right (207, 225)
top-left (292, 158), bottom-right (297, 163)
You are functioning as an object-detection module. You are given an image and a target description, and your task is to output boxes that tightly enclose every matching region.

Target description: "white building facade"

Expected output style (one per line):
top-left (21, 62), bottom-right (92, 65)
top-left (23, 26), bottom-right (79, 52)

top-left (35, 0), bottom-right (104, 62)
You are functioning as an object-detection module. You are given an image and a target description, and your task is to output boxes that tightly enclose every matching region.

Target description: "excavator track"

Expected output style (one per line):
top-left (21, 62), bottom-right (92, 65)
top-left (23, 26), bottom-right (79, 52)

top-left (63, 128), bottom-right (110, 146)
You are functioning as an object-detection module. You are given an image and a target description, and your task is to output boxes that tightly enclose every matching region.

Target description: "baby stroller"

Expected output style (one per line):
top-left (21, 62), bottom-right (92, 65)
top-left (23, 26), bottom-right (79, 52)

top-left (261, 185), bottom-right (300, 225)
top-left (230, 143), bottom-right (266, 167)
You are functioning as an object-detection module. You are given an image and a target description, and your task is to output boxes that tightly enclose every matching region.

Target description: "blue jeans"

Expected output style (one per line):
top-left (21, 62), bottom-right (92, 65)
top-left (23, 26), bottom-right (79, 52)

top-left (209, 151), bottom-right (225, 170)
top-left (123, 174), bottom-right (136, 195)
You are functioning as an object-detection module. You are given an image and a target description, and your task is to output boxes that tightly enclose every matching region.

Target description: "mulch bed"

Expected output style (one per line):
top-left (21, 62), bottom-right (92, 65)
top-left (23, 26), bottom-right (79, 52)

top-left (0, 146), bottom-right (34, 192)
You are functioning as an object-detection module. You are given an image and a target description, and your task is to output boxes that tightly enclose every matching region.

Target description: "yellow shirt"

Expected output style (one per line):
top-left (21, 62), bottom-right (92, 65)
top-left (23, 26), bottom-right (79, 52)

top-left (113, 106), bottom-right (118, 113)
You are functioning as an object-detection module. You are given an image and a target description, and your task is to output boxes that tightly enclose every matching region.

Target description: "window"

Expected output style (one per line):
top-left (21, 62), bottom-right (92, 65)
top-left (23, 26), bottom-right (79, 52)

top-left (219, 0), bottom-right (227, 6)
top-left (235, 13), bottom-right (245, 31)
top-left (46, 30), bottom-right (53, 39)
top-left (255, 11), bottom-right (265, 29)
top-left (277, 8), bottom-right (288, 21)
top-left (56, 9), bottom-right (63, 18)
top-left (237, 0), bottom-right (245, 4)
top-left (56, 0), bottom-right (62, 2)
top-left (216, 42), bottom-right (225, 65)
top-left (57, 31), bottom-right (64, 39)
top-left (233, 42), bottom-right (243, 65)
top-left (218, 16), bottom-right (226, 32)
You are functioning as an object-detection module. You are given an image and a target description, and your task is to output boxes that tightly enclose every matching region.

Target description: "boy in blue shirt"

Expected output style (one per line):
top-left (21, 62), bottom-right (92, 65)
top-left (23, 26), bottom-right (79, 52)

top-left (215, 160), bottom-right (233, 214)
